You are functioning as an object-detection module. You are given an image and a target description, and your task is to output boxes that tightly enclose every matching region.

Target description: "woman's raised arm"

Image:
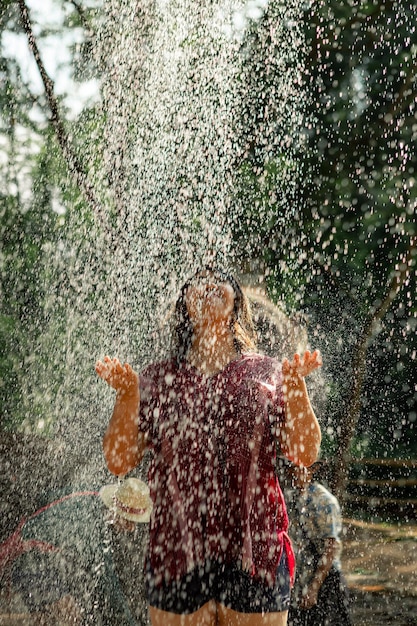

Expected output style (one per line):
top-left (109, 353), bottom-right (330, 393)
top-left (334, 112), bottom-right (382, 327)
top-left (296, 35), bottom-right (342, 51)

top-left (96, 356), bottom-right (147, 477)
top-left (280, 350), bottom-right (322, 467)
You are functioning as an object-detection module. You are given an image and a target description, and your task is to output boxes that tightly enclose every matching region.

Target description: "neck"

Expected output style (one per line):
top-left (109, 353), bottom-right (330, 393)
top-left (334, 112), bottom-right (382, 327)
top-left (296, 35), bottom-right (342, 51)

top-left (187, 323), bottom-right (239, 376)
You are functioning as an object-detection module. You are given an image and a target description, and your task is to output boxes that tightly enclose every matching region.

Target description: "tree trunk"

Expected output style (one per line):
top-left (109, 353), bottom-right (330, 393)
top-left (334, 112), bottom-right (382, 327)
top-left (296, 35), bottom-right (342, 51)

top-left (331, 235), bottom-right (416, 499)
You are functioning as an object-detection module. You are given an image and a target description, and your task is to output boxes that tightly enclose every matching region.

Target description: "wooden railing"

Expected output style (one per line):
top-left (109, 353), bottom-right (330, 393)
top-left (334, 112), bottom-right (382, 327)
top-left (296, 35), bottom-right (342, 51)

top-left (344, 458), bottom-right (417, 515)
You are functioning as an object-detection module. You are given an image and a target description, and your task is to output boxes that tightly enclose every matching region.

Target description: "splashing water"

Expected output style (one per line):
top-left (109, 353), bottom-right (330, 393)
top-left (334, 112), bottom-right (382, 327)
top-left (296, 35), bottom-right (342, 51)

top-left (97, 0), bottom-right (242, 355)
top-left (3, 1), bottom-right (417, 623)
top-left (17, 0), bottom-right (307, 465)
top-left (4, 1), bottom-right (312, 623)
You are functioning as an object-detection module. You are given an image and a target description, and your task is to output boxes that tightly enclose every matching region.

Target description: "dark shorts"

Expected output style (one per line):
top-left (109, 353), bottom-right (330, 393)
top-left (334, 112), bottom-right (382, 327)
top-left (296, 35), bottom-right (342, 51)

top-left (146, 551), bottom-right (291, 614)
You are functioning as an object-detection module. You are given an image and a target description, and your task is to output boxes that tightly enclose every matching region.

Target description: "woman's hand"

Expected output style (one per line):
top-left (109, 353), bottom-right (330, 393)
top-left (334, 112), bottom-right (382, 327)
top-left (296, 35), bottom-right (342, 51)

top-left (282, 350), bottom-right (322, 381)
top-left (95, 356), bottom-right (138, 396)
top-left (280, 350), bottom-right (322, 467)
top-left (300, 585), bottom-right (319, 609)
top-left (97, 356), bottom-right (143, 476)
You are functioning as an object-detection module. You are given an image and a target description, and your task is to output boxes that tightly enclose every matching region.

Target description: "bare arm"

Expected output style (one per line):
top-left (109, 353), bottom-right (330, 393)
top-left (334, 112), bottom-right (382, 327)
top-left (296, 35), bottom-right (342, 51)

top-left (280, 350), bottom-right (322, 467)
top-left (96, 356), bottom-right (147, 477)
top-left (301, 538), bottom-right (338, 609)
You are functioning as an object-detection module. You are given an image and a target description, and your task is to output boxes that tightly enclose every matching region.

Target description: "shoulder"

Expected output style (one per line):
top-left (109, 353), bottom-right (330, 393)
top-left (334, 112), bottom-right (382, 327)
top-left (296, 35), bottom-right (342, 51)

top-left (139, 359), bottom-right (178, 399)
top-left (140, 359), bottom-right (177, 380)
top-left (235, 353), bottom-right (281, 377)
top-left (309, 483), bottom-right (341, 515)
top-left (308, 482), bottom-right (343, 540)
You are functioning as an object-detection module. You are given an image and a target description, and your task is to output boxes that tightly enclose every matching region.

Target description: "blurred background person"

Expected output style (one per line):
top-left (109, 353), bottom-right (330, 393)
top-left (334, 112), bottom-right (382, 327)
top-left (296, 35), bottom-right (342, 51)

top-left (283, 460), bottom-right (352, 626)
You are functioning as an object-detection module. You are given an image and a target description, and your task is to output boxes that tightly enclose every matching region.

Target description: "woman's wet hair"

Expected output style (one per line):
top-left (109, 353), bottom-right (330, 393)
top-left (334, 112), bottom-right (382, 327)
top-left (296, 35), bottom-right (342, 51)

top-left (173, 267), bottom-right (257, 363)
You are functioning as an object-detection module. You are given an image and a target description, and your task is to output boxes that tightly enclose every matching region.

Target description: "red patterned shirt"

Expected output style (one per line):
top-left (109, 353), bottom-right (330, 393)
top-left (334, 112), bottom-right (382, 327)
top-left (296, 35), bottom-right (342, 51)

top-left (138, 353), bottom-right (294, 587)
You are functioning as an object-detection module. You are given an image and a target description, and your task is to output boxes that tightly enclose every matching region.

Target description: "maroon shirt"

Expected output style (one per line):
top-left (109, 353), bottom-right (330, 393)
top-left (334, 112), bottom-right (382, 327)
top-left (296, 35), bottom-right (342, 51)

top-left (139, 353), bottom-right (293, 587)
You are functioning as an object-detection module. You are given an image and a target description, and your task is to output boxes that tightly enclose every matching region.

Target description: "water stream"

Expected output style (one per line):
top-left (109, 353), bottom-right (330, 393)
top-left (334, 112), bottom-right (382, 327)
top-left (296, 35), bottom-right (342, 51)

top-left (2, 2), bottom-right (320, 624)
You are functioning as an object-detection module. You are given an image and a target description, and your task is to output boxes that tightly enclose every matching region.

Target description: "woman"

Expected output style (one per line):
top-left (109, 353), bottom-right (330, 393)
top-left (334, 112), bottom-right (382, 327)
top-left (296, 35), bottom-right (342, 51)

top-left (96, 268), bottom-right (322, 626)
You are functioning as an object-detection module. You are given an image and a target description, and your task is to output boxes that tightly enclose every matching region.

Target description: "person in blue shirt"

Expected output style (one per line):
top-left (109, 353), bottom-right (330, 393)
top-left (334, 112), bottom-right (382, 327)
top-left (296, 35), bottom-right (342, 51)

top-left (283, 461), bottom-right (352, 626)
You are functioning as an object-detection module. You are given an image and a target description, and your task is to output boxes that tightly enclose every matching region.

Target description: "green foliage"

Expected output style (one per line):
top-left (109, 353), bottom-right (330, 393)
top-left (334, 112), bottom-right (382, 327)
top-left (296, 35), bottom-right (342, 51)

top-left (0, 0), bottom-right (104, 431)
top-left (1, 0), bottom-right (415, 465)
top-left (299, 0), bottom-right (417, 458)
top-left (237, 0), bottom-right (417, 459)
top-left (0, 125), bottom-right (67, 428)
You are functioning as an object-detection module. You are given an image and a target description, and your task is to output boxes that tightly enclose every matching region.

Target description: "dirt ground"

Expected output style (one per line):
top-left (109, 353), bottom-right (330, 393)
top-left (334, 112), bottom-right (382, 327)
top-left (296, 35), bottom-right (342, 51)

top-left (342, 518), bottom-right (417, 626)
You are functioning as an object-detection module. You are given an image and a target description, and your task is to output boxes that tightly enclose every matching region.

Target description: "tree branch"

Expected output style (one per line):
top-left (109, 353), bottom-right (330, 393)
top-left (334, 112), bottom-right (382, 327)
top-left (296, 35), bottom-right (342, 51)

top-left (331, 232), bottom-right (416, 497)
top-left (369, 235), bottom-right (416, 328)
top-left (67, 0), bottom-right (89, 31)
top-left (17, 0), bottom-right (104, 222)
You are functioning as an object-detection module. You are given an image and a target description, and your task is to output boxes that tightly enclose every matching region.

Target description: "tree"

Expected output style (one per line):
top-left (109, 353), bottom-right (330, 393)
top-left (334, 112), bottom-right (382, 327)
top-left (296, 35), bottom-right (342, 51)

top-left (301, 0), bottom-right (416, 491)
top-left (236, 0), bottom-right (416, 494)
top-left (0, 0), bottom-right (103, 430)
top-left (0, 0), bottom-right (56, 426)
